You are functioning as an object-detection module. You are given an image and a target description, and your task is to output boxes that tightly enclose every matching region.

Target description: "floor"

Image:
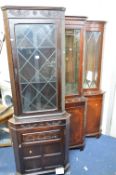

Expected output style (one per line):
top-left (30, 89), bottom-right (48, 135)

top-left (0, 135), bottom-right (116, 175)
top-left (0, 123), bottom-right (11, 147)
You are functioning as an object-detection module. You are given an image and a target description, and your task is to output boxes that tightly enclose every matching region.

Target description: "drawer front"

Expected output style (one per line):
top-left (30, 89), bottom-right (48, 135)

top-left (19, 120), bottom-right (66, 130)
top-left (22, 129), bottom-right (63, 143)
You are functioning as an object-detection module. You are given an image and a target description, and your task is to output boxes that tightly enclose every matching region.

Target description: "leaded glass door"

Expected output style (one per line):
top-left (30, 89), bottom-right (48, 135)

top-left (83, 31), bottom-right (102, 89)
top-left (10, 19), bottom-right (61, 114)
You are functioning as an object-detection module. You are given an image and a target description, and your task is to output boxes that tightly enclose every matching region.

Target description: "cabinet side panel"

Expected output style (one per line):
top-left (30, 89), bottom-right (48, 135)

top-left (2, 11), bottom-right (19, 114)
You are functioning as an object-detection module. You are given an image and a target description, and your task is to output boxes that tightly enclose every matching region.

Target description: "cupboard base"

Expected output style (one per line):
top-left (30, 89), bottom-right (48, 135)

top-left (16, 163), bottom-right (70, 175)
top-left (9, 112), bottom-right (70, 175)
top-left (86, 130), bottom-right (102, 138)
top-left (69, 142), bottom-right (85, 151)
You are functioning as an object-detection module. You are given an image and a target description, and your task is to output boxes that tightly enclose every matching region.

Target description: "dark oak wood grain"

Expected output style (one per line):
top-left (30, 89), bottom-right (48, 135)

top-left (2, 6), bottom-right (70, 175)
top-left (9, 113), bottom-right (70, 174)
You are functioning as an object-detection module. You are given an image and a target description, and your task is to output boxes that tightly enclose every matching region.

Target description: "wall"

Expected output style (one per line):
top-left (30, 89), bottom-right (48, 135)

top-left (0, 0), bottom-right (116, 136)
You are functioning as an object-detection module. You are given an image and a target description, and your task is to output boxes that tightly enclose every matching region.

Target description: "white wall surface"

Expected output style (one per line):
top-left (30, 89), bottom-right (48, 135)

top-left (0, 0), bottom-right (116, 136)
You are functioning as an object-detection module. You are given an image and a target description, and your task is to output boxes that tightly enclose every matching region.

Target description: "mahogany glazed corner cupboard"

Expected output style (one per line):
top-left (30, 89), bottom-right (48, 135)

top-left (83, 21), bottom-right (105, 137)
top-left (65, 16), bottom-right (87, 149)
top-left (65, 17), bottom-right (106, 145)
top-left (2, 6), bottom-right (70, 175)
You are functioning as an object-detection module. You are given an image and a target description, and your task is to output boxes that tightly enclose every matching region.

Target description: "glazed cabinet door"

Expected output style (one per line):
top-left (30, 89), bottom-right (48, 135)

top-left (65, 29), bottom-right (81, 96)
top-left (83, 31), bottom-right (102, 89)
top-left (65, 16), bottom-right (87, 96)
top-left (8, 19), bottom-right (63, 115)
top-left (83, 21), bottom-right (105, 91)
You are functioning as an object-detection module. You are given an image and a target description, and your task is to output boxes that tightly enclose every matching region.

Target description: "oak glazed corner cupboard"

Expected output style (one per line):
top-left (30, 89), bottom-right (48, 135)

top-left (2, 6), bottom-right (70, 175)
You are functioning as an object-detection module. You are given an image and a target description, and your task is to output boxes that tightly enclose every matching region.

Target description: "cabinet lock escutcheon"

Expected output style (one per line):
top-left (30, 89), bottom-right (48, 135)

top-left (29, 150), bottom-right (33, 154)
top-left (18, 144), bottom-right (21, 148)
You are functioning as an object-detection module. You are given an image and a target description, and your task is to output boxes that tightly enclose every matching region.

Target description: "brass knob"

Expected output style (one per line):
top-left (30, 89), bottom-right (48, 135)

top-left (18, 144), bottom-right (21, 148)
top-left (29, 150), bottom-right (32, 154)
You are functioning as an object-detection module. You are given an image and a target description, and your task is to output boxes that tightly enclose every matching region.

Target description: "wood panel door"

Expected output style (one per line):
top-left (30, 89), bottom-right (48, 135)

top-left (85, 94), bottom-right (103, 136)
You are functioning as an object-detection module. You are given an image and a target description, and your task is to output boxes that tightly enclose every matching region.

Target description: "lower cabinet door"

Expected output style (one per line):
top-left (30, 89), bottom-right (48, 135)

top-left (43, 141), bottom-right (64, 169)
top-left (22, 141), bottom-right (64, 173)
top-left (85, 94), bottom-right (103, 136)
top-left (66, 106), bottom-right (85, 149)
top-left (24, 157), bottom-right (42, 174)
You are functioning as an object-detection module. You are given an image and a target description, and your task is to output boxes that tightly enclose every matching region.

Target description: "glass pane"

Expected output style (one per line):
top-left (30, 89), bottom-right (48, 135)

top-left (83, 31), bottom-right (101, 89)
top-left (15, 24), bottom-right (57, 112)
top-left (65, 29), bottom-right (80, 95)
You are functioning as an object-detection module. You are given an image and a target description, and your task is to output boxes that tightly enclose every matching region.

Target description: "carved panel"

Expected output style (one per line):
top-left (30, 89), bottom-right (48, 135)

top-left (8, 10), bottom-right (64, 18)
top-left (20, 120), bottom-right (65, 129)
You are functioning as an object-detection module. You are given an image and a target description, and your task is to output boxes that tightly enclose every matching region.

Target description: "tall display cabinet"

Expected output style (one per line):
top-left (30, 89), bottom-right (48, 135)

top-left (83, 21), bottom-right (106, 137)
top-left (65, 16), bottom-right (86, 149)
top-left (2, 6), bottom-right (70, 175)
top-left (65, 17), bottom-right (106, 146)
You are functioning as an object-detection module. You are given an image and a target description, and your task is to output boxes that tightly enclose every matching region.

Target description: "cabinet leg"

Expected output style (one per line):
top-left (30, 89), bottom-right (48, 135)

top-left (96, 133), bottom-right (101, 138)
top-left (80, 145), bottom-right (85, 151)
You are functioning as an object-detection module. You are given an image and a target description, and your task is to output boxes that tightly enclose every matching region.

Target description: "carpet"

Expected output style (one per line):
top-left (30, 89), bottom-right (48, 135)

top-left (0, 135), bottom-right (116, 175)
top-left (0, 123), bottom-right (11, 147)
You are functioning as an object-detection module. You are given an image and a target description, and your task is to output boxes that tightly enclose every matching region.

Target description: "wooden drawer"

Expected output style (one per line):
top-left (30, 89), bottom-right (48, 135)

top-left (22, 129), bottom-right (62, 143)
